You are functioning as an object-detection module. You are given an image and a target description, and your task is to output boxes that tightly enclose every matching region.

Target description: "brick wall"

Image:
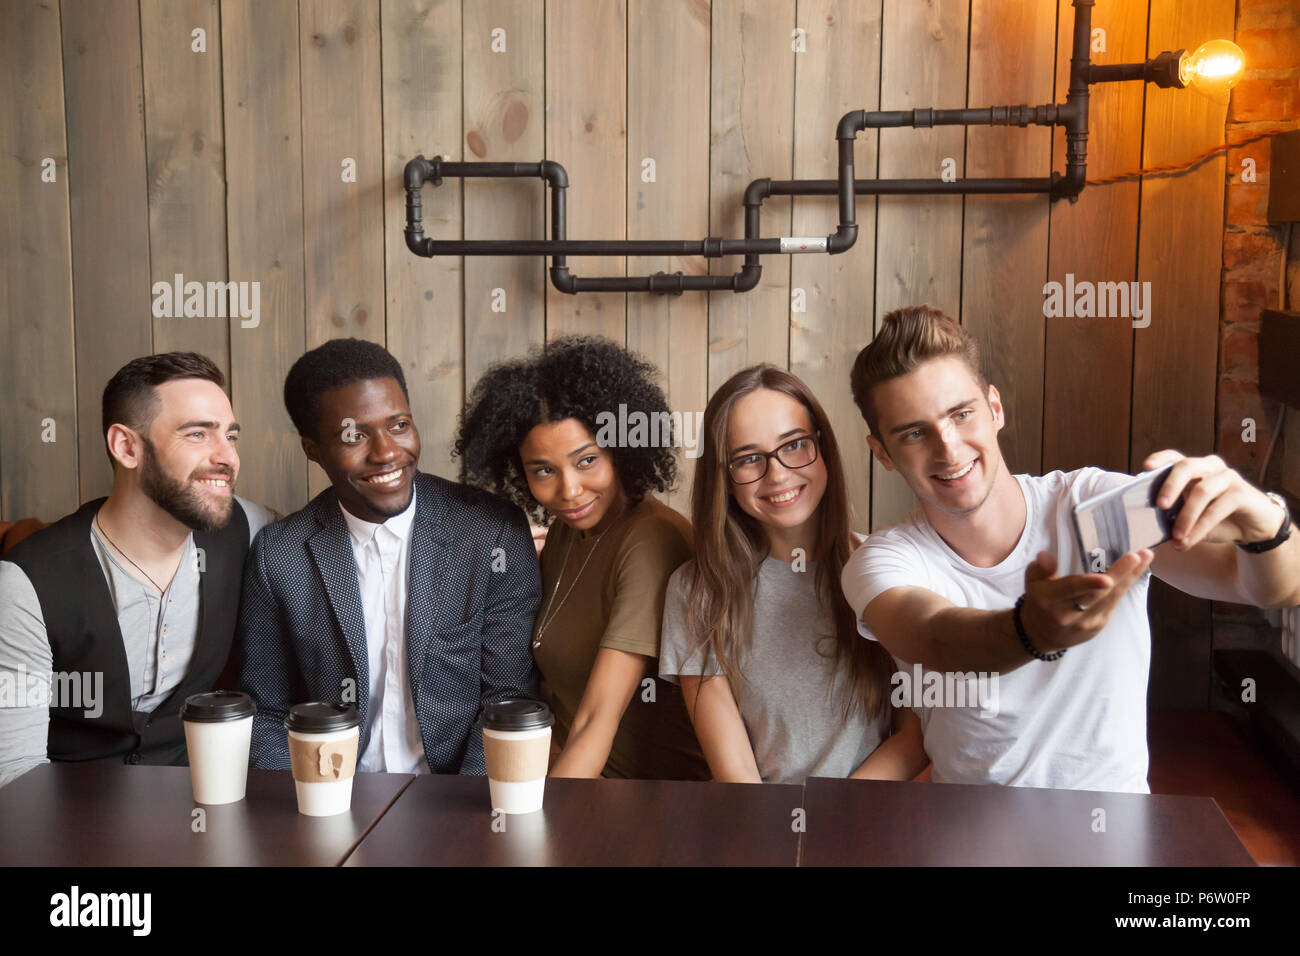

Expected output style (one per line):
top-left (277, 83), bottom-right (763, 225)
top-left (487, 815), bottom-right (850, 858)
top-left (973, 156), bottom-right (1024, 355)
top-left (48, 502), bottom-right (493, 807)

top-left (1220, 0), bottom-right (1299, 490)
top-left (1213, 0), bottom-right (1299, 662)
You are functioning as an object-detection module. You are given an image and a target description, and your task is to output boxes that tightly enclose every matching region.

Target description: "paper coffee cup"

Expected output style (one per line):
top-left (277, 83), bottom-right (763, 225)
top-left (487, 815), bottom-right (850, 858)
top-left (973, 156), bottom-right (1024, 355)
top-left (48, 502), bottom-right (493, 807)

top-left (285, 702), bottom-right (361, 817)
top-left (482, 699), bottom-right (554, 814)
top-left (181, 691), bottom-right (256, 805)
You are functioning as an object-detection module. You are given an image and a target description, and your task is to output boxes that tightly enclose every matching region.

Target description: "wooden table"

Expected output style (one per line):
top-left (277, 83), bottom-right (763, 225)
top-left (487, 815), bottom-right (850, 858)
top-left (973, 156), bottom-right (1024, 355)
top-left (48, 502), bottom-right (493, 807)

top-left (0, 763), bottom-right (414, 866)
top-left (799, 777), bottom-right (1255, 866)
top-left (0, 765), bottom-right (1256, 866)
top-left (343, 775), bottom-right (804, 866)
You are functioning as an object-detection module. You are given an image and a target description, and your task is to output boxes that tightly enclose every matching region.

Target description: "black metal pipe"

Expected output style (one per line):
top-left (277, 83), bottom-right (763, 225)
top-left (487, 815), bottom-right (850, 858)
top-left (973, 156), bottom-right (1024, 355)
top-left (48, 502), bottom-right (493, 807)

top-left (403, 0), bottom-right (1109, 290)
top-left (1055, 0), bottom-right (1093, 202)
top-left (768, 177), bottom-right (1056, 195)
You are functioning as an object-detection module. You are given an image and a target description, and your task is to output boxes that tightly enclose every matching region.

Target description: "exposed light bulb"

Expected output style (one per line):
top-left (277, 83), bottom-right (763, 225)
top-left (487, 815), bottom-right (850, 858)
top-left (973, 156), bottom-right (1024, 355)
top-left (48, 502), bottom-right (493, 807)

top-left (1178, 39), bottom-right (1245, 93)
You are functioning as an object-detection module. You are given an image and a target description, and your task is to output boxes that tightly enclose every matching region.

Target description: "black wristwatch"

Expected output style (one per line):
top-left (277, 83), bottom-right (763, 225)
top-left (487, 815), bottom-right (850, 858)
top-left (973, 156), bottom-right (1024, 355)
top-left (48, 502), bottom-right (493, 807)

top-left (1237, 492), bottom-right (1292, 554)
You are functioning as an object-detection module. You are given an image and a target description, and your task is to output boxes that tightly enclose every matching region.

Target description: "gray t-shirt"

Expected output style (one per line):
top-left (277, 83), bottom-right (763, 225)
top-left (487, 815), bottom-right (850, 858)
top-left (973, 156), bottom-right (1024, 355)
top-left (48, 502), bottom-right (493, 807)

top-left (659, 556), bottom-right (885, 784)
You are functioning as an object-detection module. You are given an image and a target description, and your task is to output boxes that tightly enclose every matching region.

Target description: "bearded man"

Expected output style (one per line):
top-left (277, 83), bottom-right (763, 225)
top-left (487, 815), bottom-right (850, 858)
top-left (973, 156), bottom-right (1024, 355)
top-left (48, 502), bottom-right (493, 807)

top-left (0, 353), bottom-right (274, 787)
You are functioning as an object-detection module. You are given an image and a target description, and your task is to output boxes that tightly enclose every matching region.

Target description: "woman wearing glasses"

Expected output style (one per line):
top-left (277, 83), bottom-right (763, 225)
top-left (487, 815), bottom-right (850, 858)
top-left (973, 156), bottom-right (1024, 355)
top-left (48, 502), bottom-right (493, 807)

top-left (658, 365), bottom-right (926, 783)
top-left (454, 336), bottom-right (708, 781)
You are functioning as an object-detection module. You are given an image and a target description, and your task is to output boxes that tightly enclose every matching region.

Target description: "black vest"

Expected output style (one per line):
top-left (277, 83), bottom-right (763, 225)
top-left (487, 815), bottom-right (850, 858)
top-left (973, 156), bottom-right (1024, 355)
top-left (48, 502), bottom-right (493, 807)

top-left (6, 498), bottom-right (249, 766)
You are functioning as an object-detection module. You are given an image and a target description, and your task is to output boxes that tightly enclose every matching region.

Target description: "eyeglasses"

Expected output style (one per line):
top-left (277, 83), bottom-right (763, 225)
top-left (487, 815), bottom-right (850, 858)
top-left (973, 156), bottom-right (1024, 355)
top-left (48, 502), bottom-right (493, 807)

top-left (727, 433), bottom-right (820, 484)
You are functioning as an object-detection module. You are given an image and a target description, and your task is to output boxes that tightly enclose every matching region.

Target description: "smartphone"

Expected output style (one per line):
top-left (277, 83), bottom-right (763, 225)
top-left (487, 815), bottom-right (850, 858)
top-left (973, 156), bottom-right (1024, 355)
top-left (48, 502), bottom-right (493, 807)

top-left (1071, 464), bottom-right (1183, 573)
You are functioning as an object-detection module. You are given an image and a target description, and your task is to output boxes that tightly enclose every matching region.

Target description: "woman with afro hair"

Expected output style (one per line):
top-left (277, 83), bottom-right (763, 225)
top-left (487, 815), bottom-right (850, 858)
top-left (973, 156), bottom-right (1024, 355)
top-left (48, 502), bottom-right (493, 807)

top-left (454, 336), bottom-right (709, 780)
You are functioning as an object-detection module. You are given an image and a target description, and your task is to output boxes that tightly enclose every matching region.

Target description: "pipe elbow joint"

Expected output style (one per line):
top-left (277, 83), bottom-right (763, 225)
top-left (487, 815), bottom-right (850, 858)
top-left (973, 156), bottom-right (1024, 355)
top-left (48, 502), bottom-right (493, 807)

top-left (1055, 164), bottom-right (1086, 202)
top-left (549, 265), bottom-right (577, 294)
top-left (744, 178), bottom-right (772, 207)
top-left (837, 110), bottom-right (866, 140)
top-left (404, 231), bottom-right (430, 257)
top-left (539, 160), bottom-right (569, 189)
top-left (733, 263), bottom-right (762, 293)
top-left (403, 155), bottom-right (437, 191)
top-left (827, 224), bottom-right (858, 254)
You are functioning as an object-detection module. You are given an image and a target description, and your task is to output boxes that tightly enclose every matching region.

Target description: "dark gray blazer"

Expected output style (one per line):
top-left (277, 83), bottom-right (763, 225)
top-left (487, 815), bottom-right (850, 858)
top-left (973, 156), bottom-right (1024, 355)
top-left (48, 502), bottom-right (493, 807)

top-left (235, 471), bottom-right (541, 774)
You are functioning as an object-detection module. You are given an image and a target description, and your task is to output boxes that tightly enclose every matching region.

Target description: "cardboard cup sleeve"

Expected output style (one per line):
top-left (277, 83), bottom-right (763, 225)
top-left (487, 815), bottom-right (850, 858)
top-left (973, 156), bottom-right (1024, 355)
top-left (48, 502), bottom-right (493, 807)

top-left (289, 736), bottom-right (358, 783)
top-left (483, 732), bottom-right (550, 782)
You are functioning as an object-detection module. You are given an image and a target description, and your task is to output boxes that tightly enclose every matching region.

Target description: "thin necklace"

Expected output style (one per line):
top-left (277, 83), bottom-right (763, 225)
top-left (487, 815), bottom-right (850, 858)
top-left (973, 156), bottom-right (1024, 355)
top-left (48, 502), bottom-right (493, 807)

top-left (533, 522), bottom-right (613, 649)
top-left (94, 511), bottom-right (167, 594)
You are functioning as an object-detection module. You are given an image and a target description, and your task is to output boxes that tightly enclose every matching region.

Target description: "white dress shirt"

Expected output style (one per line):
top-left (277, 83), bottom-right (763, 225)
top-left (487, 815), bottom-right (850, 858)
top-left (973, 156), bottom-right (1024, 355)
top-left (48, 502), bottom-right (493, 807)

top-left (339, 488), bottom-right (428, 774)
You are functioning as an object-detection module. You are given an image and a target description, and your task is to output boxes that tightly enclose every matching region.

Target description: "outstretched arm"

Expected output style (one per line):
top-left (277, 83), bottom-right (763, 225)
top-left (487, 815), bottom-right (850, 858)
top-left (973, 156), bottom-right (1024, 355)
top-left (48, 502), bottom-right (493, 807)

top-left (1142, 450), bottom-right (1300, 609)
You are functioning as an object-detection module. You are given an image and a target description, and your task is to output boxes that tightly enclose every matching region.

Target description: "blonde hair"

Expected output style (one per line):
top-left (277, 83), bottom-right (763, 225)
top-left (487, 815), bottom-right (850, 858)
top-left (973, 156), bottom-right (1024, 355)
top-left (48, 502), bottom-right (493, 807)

top-left (850, 305), bottom-right (987, 438)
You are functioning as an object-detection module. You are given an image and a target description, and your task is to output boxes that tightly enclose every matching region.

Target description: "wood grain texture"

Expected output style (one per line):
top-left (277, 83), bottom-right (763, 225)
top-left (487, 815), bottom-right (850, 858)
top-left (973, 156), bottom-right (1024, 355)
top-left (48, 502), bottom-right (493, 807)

top-left (0, 764), bottom-right (414, 866)
top-left (221, 0), bottom-right (308, 517)
top-left (300, 0), bottom-right (385, 353)
top-left (800, 776), bottom-right (1253, 866)
top-left (382, 0), bottom-right (464, 481)
top-left (1132, 0), bottom-right (1231, 466)
top-left (1042, 0), bottom-right (1145, 475)
top-left (0, 0), bottom-right (79, 522)
top-left (960, 0), bottom-right (1057, 479)
top-left (545, 0), bottom-right (628, 342)
top-left (625, 0), bottom-right (711, 517)
top-left (141, 0), bottom-right (230, 374)
top-left (1136, 0), bottom-right (1234, 709)
top-left (344, 774), bottom-right (803, 865)
top-left (462, 0), bottom-right (546, 395)
top-left (300, 0), bottom-right (385, 499)
top-left (791, 0), bottom-right (883, 532)
top-left (62, 0), bottom-right (155, 501)
top-left (870, 0), bottom-right (969, 531)
top-left (708, 0), bottom-right (796, 390)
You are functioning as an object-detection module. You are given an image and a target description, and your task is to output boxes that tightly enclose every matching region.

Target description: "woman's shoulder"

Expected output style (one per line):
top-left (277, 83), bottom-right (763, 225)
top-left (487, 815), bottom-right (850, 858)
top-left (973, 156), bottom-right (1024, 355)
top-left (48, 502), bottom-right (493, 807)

top-left (619, 496), bottom-right (693, 552)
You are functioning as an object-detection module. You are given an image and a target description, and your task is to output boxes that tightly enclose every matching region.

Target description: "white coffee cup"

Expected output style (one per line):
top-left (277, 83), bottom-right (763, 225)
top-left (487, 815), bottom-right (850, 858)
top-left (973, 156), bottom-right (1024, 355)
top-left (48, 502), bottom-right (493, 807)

top-left (482, 700), bottom-right (554, 814)
top-left (181, 691), bottom-right (256, 805)
top-left (285, 703), bottom-right (361, 817)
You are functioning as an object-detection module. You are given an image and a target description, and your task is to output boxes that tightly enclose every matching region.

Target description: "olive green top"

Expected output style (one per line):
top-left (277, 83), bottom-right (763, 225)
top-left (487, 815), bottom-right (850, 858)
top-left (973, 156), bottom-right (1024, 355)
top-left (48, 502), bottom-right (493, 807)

top-left (533, 496), bottom-right (709, 780)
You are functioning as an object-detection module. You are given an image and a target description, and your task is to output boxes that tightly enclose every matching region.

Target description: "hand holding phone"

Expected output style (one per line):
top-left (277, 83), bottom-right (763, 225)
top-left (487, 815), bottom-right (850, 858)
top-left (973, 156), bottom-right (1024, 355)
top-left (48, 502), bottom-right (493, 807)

top-left (1071, 464), bottom-right (1182, 573)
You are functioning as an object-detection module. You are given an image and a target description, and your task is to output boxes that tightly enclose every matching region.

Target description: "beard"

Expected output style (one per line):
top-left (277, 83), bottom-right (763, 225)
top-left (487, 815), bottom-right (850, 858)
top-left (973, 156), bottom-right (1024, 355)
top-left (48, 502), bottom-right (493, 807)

top-left (139, 439), bottom-right (233, 533)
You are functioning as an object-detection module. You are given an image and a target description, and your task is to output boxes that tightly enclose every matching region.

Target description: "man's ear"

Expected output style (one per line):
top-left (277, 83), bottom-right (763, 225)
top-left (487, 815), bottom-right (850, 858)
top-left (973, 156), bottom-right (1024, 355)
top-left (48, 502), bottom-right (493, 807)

top-left (300, 434), bottom-right (321, 465)
top-left (986, 384), bottom-right (1005, 431)
top-left (105, 424), bottom-right (143, 472)
top-left (866, 432), bottom-right (896, 472)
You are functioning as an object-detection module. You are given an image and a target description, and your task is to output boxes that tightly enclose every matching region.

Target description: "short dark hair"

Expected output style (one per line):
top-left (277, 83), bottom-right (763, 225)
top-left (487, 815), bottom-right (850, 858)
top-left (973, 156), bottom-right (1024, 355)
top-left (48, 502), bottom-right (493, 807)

top-left (849, 304), bottom-right (987, 438)
top-left (102, 352), bottom-right (226, 462)
top-left (453, 336), bottom-right (677, 524)
top-left (283, 338), bottom-right (410, 441)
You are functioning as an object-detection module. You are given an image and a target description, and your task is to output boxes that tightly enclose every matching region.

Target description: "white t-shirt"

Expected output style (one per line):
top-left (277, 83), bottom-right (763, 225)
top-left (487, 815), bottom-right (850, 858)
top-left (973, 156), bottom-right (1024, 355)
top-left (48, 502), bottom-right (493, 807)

top-left (841, 468), bottom-right (1152, 793)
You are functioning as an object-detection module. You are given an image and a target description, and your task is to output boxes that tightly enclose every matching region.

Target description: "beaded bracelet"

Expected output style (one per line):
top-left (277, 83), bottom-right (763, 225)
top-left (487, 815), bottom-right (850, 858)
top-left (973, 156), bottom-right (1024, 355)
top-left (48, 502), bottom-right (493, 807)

top-left (1013, 594), bottom-right (1067, 662)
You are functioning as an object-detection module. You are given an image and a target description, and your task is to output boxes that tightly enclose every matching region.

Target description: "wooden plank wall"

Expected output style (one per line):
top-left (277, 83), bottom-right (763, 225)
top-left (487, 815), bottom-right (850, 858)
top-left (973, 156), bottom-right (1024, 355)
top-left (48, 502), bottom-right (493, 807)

top-left (1, 0), bottom-right (1240, 701)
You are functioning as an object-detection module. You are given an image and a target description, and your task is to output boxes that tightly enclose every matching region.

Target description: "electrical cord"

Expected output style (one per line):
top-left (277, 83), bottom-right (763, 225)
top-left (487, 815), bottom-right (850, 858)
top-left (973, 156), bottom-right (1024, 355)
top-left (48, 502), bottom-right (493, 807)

top-left (1086, 125), bottom-right (1295, 187)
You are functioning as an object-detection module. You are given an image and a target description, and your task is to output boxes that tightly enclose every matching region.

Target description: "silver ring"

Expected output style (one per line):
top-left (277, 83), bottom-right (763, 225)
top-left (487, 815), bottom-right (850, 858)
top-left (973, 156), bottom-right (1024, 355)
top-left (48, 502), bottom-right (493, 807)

top-left (1072, 600), bottom-right (1087, 613)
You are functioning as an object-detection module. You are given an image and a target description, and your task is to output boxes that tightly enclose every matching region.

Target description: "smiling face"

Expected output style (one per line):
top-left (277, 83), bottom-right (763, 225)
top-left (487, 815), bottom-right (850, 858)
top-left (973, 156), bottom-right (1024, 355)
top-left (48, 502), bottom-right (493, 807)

top-left (302, 377), bottom-right (420, 523)
top-left (131, 379), bottom-right (241, 532)
top-left (519, 417), bottom-right (628, 536)
top-left (725, 388), bottom-right (828, 546)
top-left (866, 355), bottom-right (1006, 518)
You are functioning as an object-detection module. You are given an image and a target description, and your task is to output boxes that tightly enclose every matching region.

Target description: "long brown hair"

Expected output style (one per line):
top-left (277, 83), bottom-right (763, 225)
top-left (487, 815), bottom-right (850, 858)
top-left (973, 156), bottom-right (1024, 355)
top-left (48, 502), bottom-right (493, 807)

top-left (682, 365), bottom-right (893, 722)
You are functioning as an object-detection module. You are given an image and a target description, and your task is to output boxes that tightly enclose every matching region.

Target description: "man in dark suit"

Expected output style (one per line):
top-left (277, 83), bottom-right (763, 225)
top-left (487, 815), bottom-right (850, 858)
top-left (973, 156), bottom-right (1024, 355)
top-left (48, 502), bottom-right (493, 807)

top-left (236, 339), bottom-right (540, 774)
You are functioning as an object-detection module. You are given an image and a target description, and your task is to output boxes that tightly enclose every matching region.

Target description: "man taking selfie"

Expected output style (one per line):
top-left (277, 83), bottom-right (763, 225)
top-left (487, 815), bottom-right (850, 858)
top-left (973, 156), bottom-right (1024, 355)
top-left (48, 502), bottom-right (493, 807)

top-left (842, 305), bottom-right (1299, 793)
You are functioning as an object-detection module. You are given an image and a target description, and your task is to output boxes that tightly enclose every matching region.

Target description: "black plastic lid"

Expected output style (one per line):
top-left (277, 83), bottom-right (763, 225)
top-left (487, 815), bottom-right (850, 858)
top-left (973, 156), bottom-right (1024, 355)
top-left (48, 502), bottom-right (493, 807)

top-left (284, 702), bottom-right (360, 734)
top-left (180, 691), bottom-right (256, 723)
top-left (483, 699), bottom-right (553, 732)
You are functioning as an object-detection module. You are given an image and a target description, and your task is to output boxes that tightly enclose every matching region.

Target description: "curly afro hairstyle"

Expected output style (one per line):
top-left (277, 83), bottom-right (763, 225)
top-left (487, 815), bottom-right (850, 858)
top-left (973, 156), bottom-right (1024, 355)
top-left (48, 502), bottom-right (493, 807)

top-left (453, 336), bottom-right (678, 524)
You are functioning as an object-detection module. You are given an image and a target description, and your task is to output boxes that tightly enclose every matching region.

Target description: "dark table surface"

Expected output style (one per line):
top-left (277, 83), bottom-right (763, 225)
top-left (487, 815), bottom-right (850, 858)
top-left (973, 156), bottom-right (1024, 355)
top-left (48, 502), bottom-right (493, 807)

top-left (343, 775), bottom-right (804, 866)
top-left (799, 777), bottom-right (1256, 866)
top-left (0, 765), bottom-right (1258, 866)
top-left (0, 763), bottom-right (414, 866)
